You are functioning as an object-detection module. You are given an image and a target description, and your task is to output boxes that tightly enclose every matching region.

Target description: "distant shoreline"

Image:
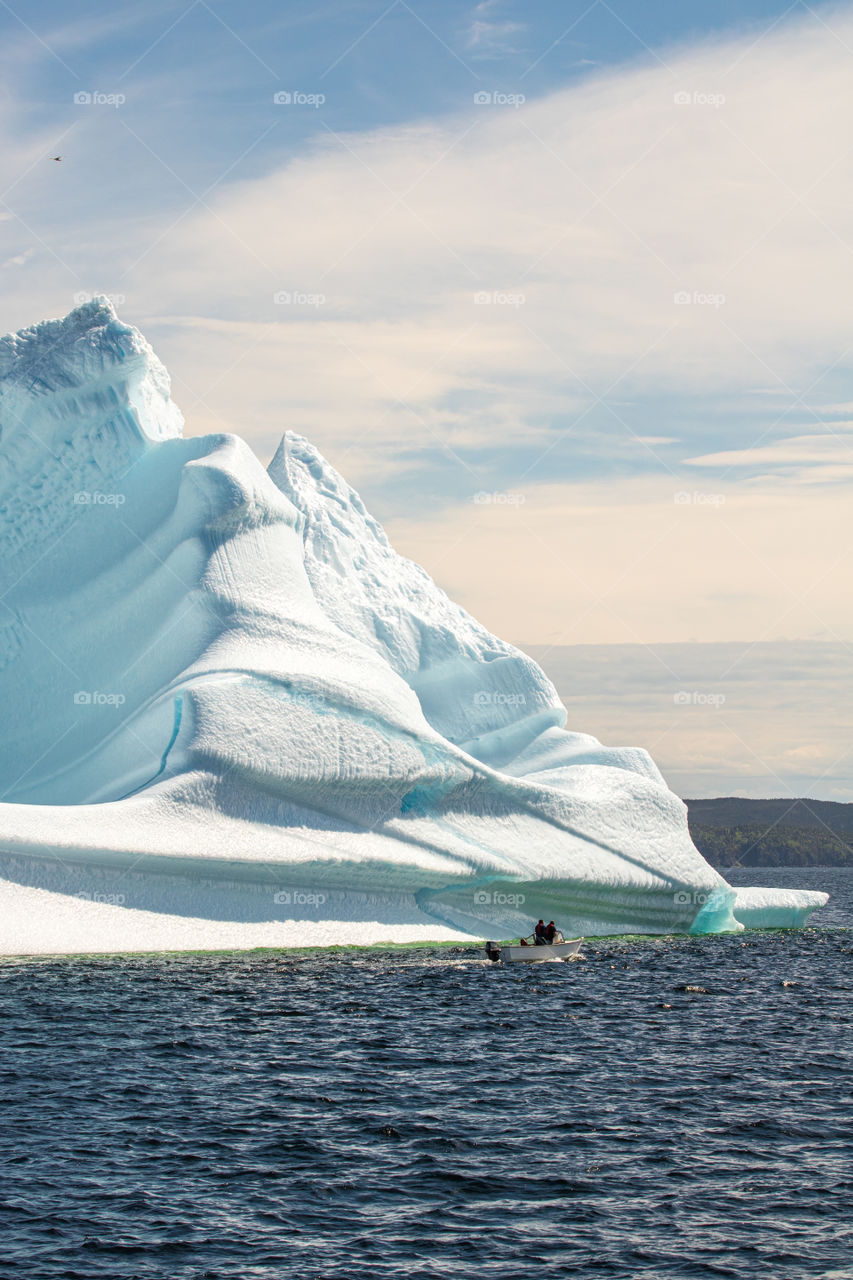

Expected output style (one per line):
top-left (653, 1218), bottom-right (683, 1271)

top-left (685, 797), bottom-right (853, 867)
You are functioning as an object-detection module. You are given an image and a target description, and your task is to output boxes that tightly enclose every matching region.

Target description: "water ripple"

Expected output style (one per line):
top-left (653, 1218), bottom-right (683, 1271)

top-left (0, 870), bottom-right (850, 1279)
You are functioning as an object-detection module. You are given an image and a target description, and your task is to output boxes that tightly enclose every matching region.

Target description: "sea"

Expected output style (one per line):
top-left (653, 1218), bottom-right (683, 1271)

top-left (1, 867), bottom-right (850, 1280)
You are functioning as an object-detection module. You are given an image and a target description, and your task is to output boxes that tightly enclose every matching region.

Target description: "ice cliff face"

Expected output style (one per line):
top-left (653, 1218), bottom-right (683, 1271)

top-left (0, 300), bottom-right (827, 949)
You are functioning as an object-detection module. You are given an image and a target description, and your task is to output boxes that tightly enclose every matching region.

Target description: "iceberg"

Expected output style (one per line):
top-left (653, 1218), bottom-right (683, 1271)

top-left (0, 299), bottom-right (827, 953)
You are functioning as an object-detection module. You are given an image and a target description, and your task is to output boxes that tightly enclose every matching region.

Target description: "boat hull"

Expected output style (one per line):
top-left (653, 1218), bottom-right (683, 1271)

top-left (489, 939), bottom-right (583, 963)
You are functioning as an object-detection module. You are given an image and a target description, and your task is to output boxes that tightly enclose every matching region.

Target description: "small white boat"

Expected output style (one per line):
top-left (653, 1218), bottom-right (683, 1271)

top-left (485, 937), bottom-right (583, 964)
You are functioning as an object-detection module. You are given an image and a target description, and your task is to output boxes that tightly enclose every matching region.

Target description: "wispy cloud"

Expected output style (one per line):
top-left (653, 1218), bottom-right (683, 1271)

top-left (0, 247), bottom-right (35, 269)
top-left (91, 5), bottom-right (853, 479)
top-left (465, 1), bottom-right (526, 57)
top-left (686, 431), bottom-right (853, 483)
top-left (1, 3), bottom-right (853, 649)
top-left (530, 640), bottom-right (853, 799)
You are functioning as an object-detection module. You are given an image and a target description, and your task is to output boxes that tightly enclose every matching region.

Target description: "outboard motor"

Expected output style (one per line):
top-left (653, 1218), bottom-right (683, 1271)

top-left (485, 941), bottom-right (501, 963)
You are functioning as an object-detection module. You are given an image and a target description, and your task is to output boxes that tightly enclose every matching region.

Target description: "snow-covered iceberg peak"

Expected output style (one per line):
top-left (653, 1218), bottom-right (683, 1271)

top-left (269, 432), bottom-right (665, 785)
top-left (269, 432), bottom-right (565, 757)
top-left (268, 432), bottom-right (553, 679)
top-left (0, 298), bottom-right (183, 575)
top-left (0, 295), bottom-right (182, 444)
top-left (0, 303), bottom-right (828, 953)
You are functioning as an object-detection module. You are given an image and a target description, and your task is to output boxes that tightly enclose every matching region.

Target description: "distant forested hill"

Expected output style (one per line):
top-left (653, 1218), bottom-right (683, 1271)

top-left (684, 798), bottom-right (853, 867)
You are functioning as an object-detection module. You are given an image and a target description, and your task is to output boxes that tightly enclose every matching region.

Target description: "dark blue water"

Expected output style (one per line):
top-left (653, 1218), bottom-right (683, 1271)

top-left (1, 869), bottom-right (850, 1280)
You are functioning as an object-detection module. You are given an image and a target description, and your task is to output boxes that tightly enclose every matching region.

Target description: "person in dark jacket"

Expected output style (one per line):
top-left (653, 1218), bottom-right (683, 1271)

top-left (544, 921), bottom-right (557, 943)
top-left (534, 919), bottom-right (548, 945)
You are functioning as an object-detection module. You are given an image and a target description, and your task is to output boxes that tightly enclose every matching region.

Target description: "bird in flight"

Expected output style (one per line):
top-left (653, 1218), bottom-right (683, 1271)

top-left (52, 156), bottom-right (62, 162)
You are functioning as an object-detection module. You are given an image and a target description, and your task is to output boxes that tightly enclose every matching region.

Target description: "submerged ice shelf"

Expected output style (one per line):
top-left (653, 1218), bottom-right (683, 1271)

top-left (0, 299), bottom-right (827, 953)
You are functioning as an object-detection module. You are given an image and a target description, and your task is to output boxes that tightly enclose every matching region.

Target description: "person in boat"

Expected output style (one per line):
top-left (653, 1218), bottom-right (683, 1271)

top-left (544, 920), bottom-right (557, 943)
top-left (534, 919), bottom-right (548, 945)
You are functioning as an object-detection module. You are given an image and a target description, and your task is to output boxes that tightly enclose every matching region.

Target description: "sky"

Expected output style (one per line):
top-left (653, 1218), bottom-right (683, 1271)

top-left (0, 0), bottom-right (851, 797)
top-left (532, 641), bottom-right (852, 801)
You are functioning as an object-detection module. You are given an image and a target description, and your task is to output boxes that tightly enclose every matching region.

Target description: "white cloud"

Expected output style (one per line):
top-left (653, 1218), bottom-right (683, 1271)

top-left (686, 431), bottom-right (853, 482)
top-left (815, 402), bottom-right (853, 415)
top-left (384, 474), bottom-right (853, 645)
top-left (0, 248), bottom-right (35, 269)
top-left (42, 0), bottom-right (844, 509)
top-left (1, 5), bottom-right (853, 648)
top-left (4, 6), bottom-right (853, 473)
top-left (464, 0), bottom-right (526, 55)
top-left (466, 21), bottom-right (526, 56)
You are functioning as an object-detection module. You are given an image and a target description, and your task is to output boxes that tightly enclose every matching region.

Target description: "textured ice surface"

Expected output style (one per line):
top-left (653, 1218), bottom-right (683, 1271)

top-left (730, 887), bottom-right (831, 930)
top-left (0, 300), bottom-right (827, 953)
